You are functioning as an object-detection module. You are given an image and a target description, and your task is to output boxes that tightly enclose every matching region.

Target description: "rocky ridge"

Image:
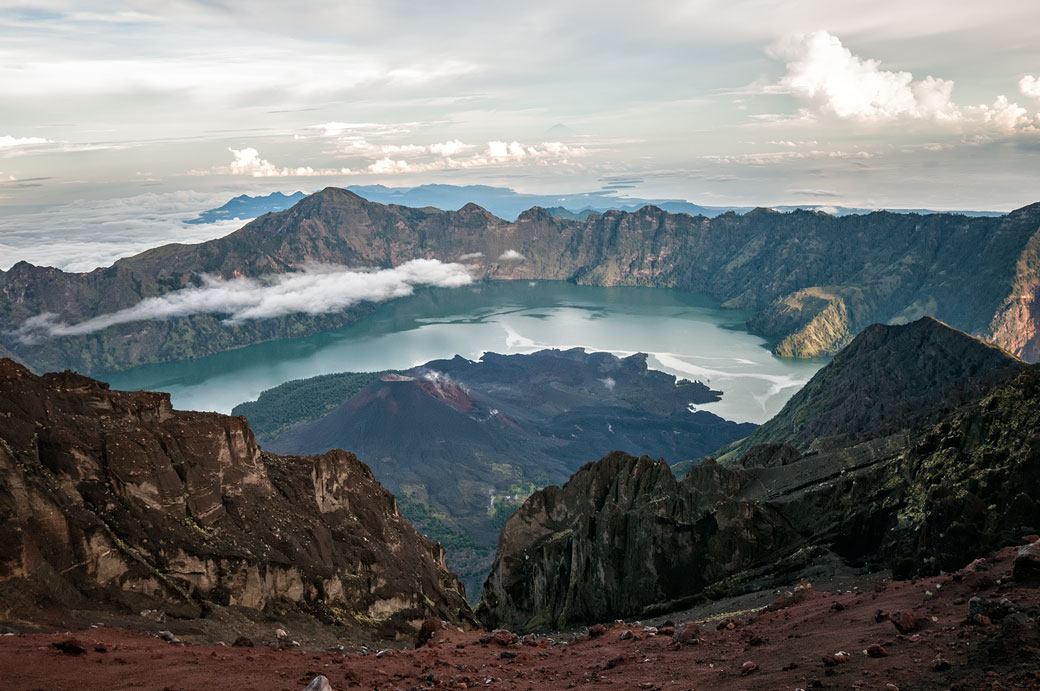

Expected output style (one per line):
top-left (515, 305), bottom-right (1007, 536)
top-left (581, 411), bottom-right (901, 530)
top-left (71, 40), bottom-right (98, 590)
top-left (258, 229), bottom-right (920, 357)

top-left (0, 358), bottom-right (474, 645)
top-left (731, 316), bottom-right (1027, 456)
top-left (478, 318), bottom-right (1040, 632)
top-left (2, 190), bottom-right (1039, 373)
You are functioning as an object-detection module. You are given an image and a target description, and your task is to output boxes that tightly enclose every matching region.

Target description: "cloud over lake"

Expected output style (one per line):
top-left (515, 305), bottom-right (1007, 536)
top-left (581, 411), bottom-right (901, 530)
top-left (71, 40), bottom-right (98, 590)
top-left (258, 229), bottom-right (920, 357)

top-left (15, 259), bottom-right (473, 343)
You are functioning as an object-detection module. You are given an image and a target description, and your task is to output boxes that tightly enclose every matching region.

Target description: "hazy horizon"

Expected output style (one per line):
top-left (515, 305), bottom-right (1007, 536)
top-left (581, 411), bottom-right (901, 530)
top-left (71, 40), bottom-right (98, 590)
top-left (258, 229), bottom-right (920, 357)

top-left (0, 181), bottom-right (1022, 273)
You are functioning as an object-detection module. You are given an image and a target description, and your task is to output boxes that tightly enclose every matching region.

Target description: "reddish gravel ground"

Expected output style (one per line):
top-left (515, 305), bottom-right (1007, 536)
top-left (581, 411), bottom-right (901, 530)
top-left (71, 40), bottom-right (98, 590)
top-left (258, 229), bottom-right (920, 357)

top-left (3, 545), bottom-right (1039, 691)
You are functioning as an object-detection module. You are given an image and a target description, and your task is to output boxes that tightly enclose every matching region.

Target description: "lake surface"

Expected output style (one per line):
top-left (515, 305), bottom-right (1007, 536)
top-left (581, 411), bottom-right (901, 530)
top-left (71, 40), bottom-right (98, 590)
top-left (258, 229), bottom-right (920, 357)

top-left (105, 280), bottom-right (826, 424)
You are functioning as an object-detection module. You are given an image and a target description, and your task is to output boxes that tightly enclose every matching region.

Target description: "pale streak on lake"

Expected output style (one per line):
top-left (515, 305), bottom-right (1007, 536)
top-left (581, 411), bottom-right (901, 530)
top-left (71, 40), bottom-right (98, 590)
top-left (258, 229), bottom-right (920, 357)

top-left (104, 280), bottom-right (827, 424)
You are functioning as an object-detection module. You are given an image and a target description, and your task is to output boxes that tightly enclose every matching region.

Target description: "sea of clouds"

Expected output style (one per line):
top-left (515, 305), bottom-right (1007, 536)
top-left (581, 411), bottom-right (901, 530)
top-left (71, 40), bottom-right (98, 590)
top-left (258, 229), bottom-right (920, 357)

top-left (0, 191), bottom-right (251, 273)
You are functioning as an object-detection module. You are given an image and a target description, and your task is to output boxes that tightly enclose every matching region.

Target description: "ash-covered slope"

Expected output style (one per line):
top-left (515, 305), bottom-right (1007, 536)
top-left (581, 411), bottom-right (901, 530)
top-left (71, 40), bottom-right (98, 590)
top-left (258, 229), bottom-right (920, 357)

top-left (257, 348), bottom-right (754, 598)
top-left (478, 319), bottom-right (1040, 632)
top-left (0, 358), bottom-right (473, 644)
top-left (2, 189), bottom-right (1039, 373)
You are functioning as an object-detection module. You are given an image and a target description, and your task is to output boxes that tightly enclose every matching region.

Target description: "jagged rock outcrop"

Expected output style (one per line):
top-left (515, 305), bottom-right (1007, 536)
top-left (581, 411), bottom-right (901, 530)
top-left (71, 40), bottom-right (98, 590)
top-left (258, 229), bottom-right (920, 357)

top-left (2, 189), bottom-right (1039, 373)
top-left (0, 358), bottom-right (474, 642)
top-left (476, 452), bottom-right (795, 631)
top-left (478, 319), bottom-right (1040, 632)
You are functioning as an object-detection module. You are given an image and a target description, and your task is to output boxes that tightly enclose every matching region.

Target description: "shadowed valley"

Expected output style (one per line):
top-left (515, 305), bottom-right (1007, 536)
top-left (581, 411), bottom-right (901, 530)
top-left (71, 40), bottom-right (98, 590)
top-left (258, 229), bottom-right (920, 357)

top-left (239, 348), bottom-right (755, 598)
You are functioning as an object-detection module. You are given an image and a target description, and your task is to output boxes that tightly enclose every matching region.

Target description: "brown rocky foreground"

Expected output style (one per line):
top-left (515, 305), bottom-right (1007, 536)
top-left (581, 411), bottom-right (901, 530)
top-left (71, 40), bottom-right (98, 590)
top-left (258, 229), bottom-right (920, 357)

top-left (3, 542), bottom-right (1038, 690)
top-left (0, 358), bottom-right (474, 647)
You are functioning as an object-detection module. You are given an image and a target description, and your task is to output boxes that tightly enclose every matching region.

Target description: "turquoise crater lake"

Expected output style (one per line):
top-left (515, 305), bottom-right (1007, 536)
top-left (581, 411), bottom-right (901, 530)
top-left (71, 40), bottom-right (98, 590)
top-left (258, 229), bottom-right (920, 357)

top-left (104, 280), bottom-right (826, 425)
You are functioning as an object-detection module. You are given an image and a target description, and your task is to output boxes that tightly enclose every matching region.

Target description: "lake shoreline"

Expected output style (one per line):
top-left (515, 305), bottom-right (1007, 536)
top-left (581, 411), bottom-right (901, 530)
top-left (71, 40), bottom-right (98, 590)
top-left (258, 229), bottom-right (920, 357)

top-left (103, 279), bottom-right (827, 424)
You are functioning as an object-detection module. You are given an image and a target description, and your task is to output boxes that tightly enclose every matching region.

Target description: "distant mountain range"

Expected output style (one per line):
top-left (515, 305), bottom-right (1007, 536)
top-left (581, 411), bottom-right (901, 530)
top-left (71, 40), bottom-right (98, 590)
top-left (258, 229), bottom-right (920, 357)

top-left (186, 190), bottom-right (307, 224)
top-left (235, 348), bottom-right (755, 598)
top-left (479, 318), bottom-right (1040, 631)
top-left (187, 185), bottom-right (1005, 224)
top-left (2, 187), bottom-right (1037, 376)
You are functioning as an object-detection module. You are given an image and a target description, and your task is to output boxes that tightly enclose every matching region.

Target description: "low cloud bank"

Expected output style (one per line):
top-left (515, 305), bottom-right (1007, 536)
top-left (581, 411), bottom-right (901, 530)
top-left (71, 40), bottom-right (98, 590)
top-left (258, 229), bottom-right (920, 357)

top-left (0, 190), bottom-right (248, 272)
top-left (15, 259), bottom-right (472, 343)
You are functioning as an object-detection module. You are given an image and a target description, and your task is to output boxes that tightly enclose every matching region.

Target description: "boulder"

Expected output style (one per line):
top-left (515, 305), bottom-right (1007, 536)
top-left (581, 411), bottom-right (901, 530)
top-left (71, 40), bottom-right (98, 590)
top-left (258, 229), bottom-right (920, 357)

top-left (890, 610), bottom-right (918, 634)
top-left (304, 676), bottom-right (333, 691)
top-left (50, 639), bottom-right (86, 655)
top-left (672, 623), bottom-right (700, 645)
top-left (1012, 540), bottom-right (1040, 583)
top-left (416, 618), bottom-right (441, 648)
top-left (867, 644), bottom-right (888, 658)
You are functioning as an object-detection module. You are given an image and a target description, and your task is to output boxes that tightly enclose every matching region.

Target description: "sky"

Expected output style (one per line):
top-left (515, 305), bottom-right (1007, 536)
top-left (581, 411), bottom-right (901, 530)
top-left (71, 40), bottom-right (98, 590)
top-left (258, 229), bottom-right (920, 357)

top-left (2, 0), bottom-right (1040, 267)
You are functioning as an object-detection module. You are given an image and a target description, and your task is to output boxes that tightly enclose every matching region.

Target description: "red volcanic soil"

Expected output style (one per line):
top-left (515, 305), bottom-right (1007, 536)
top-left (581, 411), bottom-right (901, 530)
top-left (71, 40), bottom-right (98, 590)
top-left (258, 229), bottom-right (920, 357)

top-left (3, 545), bottom-right (1039, 691)
top-left (417, 377), bottom-right (473, 413)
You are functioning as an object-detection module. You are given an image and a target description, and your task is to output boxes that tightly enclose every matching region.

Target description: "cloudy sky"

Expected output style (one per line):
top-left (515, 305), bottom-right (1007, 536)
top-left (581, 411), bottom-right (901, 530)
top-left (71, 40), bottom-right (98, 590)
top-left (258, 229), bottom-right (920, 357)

top-left (2, 0), bottom-right (1040, 232)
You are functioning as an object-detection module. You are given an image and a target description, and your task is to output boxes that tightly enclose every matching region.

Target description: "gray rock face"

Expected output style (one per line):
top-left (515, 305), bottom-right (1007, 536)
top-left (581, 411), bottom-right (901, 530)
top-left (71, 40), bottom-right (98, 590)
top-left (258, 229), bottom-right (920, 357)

top-left (303, 676), bottom-right (333, 691)
top-left (1013, 540), bottom-right (1040, 583)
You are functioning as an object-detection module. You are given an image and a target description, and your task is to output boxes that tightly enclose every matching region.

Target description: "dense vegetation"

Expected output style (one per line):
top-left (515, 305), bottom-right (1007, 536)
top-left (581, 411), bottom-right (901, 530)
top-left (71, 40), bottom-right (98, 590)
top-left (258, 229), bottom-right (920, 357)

top-left (232, 370), bottom-right (395, 441)
top-left (396, 494), bottom-right (495, 603)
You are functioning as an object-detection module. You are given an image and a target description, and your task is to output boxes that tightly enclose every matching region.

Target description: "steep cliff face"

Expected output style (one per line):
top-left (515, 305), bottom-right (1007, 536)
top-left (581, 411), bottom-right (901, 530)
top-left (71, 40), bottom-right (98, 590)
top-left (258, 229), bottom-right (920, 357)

top-left (476, 452), bottom-right (798, 632)
top-left (753, 364), bottom-right (1040, 578)
top-left (478, 321), bottom-right (1040, 632)
top-left (989, 207), bottom-right (1040, 362)
top-left (0, 358), bottom-right (473, 642)
top-left (747, 287), bottom-right (853, 358)
top-left (2, 190), bottom-right (1039, 373)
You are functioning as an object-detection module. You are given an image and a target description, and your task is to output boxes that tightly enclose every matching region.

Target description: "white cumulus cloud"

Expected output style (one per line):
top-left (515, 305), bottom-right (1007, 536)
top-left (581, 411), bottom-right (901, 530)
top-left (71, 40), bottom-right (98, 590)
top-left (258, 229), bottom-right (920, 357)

top-left (227, 147), bottom-right (352, 177)
top-left (488, 141), bottom-right (528, 159)
top-left (14, 259), bottom-right (473, 343)
top-left (1020, 75), bottom-right (1040, 100)
top-left (966, 96), bottom-right (1030, 133)
top-left (764, 31), bottom-right (1039, 136)
top-left (367, 157), bottom-right (412, 174)
top-left (497, 249), bottom-right (524, 262)
top-left (429, 139), bottom-right (468, 156)
top-left (0, 136), bottom-right (53, 150)
top-left (768, 31), bottom-right (959, 122)
top-left (201, 139), bottom-right (588, 180)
